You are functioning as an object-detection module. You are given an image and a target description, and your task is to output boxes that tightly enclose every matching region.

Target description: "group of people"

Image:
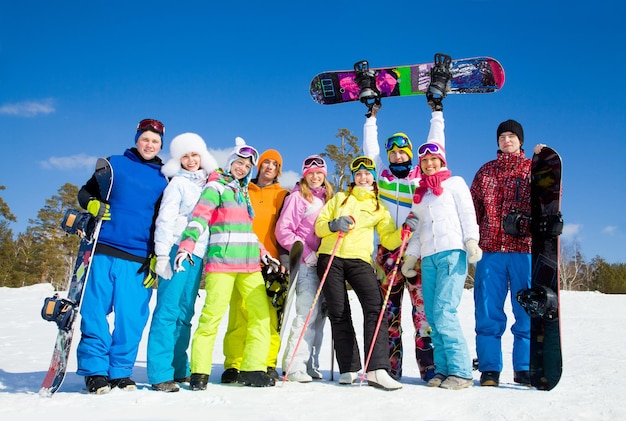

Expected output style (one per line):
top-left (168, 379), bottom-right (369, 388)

top-left (74, 82), bottom-right (541, 395)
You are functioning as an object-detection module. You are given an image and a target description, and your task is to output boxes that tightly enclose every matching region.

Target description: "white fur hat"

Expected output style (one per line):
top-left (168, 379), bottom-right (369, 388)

top-left (161, 132), bottom-right (218, 178)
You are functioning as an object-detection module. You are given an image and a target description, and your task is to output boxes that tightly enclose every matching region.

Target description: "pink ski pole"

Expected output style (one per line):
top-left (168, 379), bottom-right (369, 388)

top-left (360, 226), bottom-right (412, 383)
top-left (282, 229), bottom-right (346, 383)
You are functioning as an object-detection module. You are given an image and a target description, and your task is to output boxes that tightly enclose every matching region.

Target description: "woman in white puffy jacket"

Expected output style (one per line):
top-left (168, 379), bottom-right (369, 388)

top-left (401, 141), bottom-right (481, 391)
top-left (147, 133), bottom-right (218, 392)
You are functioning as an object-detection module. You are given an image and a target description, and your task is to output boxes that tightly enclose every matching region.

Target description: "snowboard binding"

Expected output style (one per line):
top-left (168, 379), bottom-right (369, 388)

top-left (60, 209), bottom-right (96, 240)
top-left (354, 60), bottom-right (381, 117)
top-left (41, 294), bottom-right (77, 331)
top-left (535, 212), bottom-right (564, 238)
top-left (503, 208), bottom-right (531, 237)
top-left (262, 265), bottom-right (289, 309)
top-left (427, 53), bottom-right (452, 111)
top-left (516, 286), bottom-right (559, 321)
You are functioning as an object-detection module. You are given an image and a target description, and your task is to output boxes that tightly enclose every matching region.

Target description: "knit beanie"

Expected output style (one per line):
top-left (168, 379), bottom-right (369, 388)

top-left (161, 132), bottom-right (218, 178)
top-left (418, 142), bottom-right (447, 170)
top-left (257, 149), bottom-right (283, 178)
top-left (496, 119), bottom-right (524, 145)
top-left (302, 155), bottom-right (327, 178)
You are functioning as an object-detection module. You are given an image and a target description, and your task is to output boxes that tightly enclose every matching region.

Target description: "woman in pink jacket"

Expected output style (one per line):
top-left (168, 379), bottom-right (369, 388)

top-left (275, 155), bottom-right (334, 382)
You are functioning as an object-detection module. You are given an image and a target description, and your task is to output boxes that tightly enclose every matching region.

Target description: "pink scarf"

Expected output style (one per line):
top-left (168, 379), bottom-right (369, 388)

top-left (413, 170), bottom-right (451, 204)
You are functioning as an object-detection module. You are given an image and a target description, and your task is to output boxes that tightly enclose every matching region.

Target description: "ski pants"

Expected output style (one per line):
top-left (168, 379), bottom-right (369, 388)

top-left (474, 252), bottom-right (531, 372)
top-left (319, 255), bottom-right (390, 374)
top-left (77, 253), bottom-right (152, 380)
top-left (421, 250), bottom-right (472, 379)
top-left (281, 264), bottom-right (326, 374)
top-left (191, 271), bottom-right (270, 375)
top-left (147, 250), bottom-right (203, 384)
top-left (376, 245), bottom-right (430, 379)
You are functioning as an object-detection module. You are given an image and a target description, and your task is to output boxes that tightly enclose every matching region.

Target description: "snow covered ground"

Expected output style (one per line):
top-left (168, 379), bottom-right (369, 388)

top-left (0, 283), bottom-right (623, 421)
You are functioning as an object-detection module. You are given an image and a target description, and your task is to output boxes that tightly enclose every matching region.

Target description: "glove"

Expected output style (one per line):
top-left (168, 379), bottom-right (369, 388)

top-left (87, 199), bottom-right (111, 221)
top-left (465, 239), bottom-right (483, 263)
top-left (304, 251), bottom-right (318, 267)
top-left (328, 216), bottom-right (353, 233)
top-left (403, 213), bottom-right (419, 233)
top-left (155, 255), bottom-right (173, 280)
top-left (262, 254), bottom-right (281, 274)
top-left (174, 250), bottom-right (192, 273)
top-left (142, 255), bottom-right (158, 288)
top-left (401, 255), bottom-right (419, 278)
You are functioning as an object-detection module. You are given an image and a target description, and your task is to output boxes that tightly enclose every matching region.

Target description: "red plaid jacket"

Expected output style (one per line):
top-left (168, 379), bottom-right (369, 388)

top-left (470, 151), bottom-right (532, 253)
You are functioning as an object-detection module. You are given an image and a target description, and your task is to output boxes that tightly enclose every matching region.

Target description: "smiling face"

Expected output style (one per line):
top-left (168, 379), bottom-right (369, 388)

top-left (353, 169), bottom-right (374, 187)
top-left (135, 131), bottom-right (162, 161)
top-left (420, 154), bottom-right (443, 176)
top-left (258, 158), bottom-right (279, 185)
top-left (304, 170), bottom-right (325, 189)
top-left (230, 157), bottom-right (253, 180)
top-left (180, 152), bottom-right (201, 172)
top-left (388, 148), bottom-right (410, 164)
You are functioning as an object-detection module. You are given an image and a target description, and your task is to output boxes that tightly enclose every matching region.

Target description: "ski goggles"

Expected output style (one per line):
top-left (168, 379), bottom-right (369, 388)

top-left (350, 156), bottom-right (376, 173)
top-left (236, 145), bottom-right (259, 166)
top-left (385, 134), bottom-right (412, 151)
top-left (417, 142), bottom-right (443, 157)
top-left (303, 155), bottom-right (326, 171)
top-left (136, 119), bottom-right (165, 136)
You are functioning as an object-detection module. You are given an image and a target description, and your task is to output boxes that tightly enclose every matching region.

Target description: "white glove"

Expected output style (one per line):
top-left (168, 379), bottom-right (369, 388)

top-left (262, 254), bottom-right (281, 274)
top-left (401, 255), bottom-right (419, 278)
top-left (155, 255), bottom-right (173, 280)
top-left (465, 239), bottom-right (483, 263)
top-left (304, 251), bottom-right (318, 267)
top-left (174, 250), bottom-right (191, 272)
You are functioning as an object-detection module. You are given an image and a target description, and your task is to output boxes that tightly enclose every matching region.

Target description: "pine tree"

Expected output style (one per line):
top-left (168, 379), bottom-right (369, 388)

top-left (320, 128), bottom-right (361, 192)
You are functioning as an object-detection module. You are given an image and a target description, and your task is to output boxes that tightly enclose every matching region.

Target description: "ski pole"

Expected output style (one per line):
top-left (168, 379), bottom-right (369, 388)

top-left (360, 226), bottom-right (412, 383)
top-left (282, 230), bottom-right (346, 383)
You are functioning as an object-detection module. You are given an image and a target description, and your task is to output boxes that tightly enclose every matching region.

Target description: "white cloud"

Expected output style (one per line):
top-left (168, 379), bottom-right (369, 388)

top-left (39, 154), bottom-right (97, 170)
top-left (0, 98), bottom-right (55, 117)
top-left (602, 226), bottom-right (617, 235)
top-left (562, 223), bottom-right (581, 240)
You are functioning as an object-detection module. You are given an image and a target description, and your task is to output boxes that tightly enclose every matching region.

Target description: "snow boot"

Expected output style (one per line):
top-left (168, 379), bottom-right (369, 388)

top-left (237, 371), bottom-right (276, 387)
top-left (426, 373), bottom-right (446, 388)
top-left (221, 368), bottom-right (239, 384)
top-left (440, 375), bottom-right (473, 390)
top-left (338, 372), bottom-right (358, 384)
top-left (366, 369), bottom-right (403, 391)
top-left (307, 367), bottom-right (323, 380)
top-left (480, 371), bottom-right (500, 387)
top-left (151, 380), bottom-right (180, 393)
top-left (286, 371), bottom-right (313, 383)
top-left (109, 377), bottom-right (136, 391)
top-left (190, 373), bottom-right (209, 391)
top-left (266, 367), bottom-right (279, 380)
top-left (85, 375), bottom-right (110, 394)
top-left (514, 370), bottom-right (531, 386)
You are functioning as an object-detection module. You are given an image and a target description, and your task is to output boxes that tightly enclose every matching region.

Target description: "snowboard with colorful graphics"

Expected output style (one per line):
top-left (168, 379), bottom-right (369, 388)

top-left (516, 147), bottom-right (563, 391)
top-left (39, 158), bottom-right (113, 397)
top-left (309, 56), bottom-right (505, 105)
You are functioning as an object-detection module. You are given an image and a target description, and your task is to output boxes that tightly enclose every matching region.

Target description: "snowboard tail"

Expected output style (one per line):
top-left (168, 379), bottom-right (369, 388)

top-left (39, 158), bottom-right (113, 396)
top-left (310, 56), bottom-right (505, 105)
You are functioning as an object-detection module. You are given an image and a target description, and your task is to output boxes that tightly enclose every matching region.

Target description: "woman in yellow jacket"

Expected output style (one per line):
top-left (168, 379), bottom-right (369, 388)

top-left (315, 156), bottom-right (417, 391)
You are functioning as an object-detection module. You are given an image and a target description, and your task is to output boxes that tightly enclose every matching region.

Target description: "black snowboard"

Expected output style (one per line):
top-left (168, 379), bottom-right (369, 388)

top-left (517, 146), bottom-right (563, 391)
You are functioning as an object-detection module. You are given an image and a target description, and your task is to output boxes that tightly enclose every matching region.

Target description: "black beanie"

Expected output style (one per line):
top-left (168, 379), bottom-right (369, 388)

top-left (497, 119), bottom-right (524, 145)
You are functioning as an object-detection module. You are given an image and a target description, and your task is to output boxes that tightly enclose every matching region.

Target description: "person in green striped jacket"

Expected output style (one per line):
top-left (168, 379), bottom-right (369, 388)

top-left (174, 137), bottom-right (281, 390)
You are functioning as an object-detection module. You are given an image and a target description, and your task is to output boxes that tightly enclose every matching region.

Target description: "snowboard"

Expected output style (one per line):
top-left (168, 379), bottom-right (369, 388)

top-left (309, 56), bottom-right (505, 105)
top-left (278, 241), bottom-right (303, 340)
top-left (517, 147), bottom-right (563, 391)
top-left (39, 158), bottom-right (113, 396)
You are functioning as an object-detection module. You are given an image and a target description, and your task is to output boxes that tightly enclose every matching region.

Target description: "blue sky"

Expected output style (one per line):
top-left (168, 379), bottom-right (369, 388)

top-left (1, 1), bottom-right (625, 263)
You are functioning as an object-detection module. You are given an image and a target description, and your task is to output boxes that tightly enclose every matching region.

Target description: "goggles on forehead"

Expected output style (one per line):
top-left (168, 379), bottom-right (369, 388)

top-left (385, 134), bottom-right (411, 151)
top-left (417, 143), bottom-right (442, 157)
top-left (136, 119), bottom-right (165, 136)
top-left (303, 156), bottom-right (325, 169)
top-left (350, 156), bottom-right (376, 173)
top-left (236, 145), bottom-right (259, 166)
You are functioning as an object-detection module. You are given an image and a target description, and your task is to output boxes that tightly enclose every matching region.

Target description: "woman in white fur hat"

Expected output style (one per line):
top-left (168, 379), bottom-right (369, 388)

top-left (147, 132), bottom-right (218, 392)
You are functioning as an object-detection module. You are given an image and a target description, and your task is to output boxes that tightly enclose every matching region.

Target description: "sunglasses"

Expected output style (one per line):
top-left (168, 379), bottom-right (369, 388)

top-left (136, 119), bottom-right (165, 136)
top-left (417, 143), bottom-right (442, 157)
top-left (350, 156), bottom-right (376, 172)
top-left (385, 134), bottom-right (411, 151)
top-left (303, 156), bottom-right (325, 169)
top-left (236, 145), bottom-right (259, 166)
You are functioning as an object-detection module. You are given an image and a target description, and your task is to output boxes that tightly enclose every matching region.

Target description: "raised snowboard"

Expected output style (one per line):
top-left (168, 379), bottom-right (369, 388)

top-left (517, 147), bottom-right (563, 391)
top-left (309, 56), bottom-right (505, 105)
top-left (39, 158), bottom-right (113, 396)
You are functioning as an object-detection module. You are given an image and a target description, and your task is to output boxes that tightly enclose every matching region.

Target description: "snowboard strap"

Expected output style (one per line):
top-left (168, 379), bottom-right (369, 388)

top-left (354, 60), bottom-right (381, 116)
top-left (516, 286), bottom-right (559, 321)
top-left (41, 294), bottom-right (77, 331)
top-left (427, 53), bottom-right (452, 111)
